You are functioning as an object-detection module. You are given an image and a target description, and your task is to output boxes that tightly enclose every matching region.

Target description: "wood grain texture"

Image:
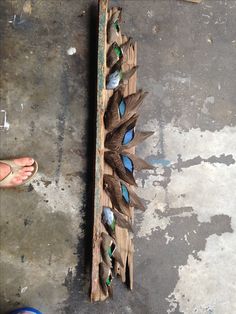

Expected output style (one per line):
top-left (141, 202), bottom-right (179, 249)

top-left (183, 0), bottom-right (202, 3)
top-left (91, 0), bottom-right (108, 302)
top-left (91, 0), bottom-right (137, 301)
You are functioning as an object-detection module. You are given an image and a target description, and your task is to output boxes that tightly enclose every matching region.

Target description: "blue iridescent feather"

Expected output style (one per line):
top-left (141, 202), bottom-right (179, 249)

top-left (121, 183), bottom-right (129, 203)
top-left (106, 70), bottom-right (121, 90)
top-left (121, 155), bottom-right (133, 173)
top-left (118, 99), bottom-right (126, 118)
top-left (103, 207), bottom-right (114, 226)
top-left (122, 128), bottom-right (134, 145)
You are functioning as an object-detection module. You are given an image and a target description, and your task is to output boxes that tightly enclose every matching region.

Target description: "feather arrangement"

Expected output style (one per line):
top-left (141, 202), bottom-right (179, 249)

top-left (104, 174), bottom-right (146, 217)
top-left (106, 58), bottom-right (138, 90)
top-left (104, 151), bottom-right (154, 186)
top-left (99, 262), bottom-right (113, 297)
top-left (107, 37), bottom-right (134, 68)
top-left (102, 206), bottom-right (133, 239)
top-left (94, 3), bottom-right (155, 300)
top-left (104, 87), bottom-right (148, 131)
top-left (105, 114), bottom-right (154, 151)
top-left (107, 7), bottom-right (122, 44)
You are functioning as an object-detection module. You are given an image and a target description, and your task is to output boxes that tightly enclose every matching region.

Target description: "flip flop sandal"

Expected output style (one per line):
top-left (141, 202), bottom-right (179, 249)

top-left (0, 159), bottom-right (38, 187)
top-left (10, 308), bottom-right (42, 314)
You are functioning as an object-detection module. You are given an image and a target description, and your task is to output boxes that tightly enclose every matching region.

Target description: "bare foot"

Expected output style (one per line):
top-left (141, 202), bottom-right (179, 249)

top-left (0, 157), bottom-right (35, 187)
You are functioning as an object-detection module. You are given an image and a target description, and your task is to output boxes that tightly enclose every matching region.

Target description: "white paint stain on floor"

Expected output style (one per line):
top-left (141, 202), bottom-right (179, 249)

top-left (32, 174), bottom-right (83, 233)
top-left (170, 234), bottom-right (236, 314)
top-left (137, 122), bottom-right (236, 313)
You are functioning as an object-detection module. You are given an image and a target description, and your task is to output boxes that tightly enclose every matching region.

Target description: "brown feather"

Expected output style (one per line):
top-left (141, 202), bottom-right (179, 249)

top-left (122, 152), bottom-right (155, 171)
top-left (105, 114), bottom-right (154, 151)
top-left (99, 262), bottom-right (110, 296)
top-left (104, 87), bottom-right (124, 130)
top-left (101, 232), bottom-right (124, 268)
top-left (101, 232), bottom-right (114, 246)
top-left (103, 174), bottom-right (131, 217)
top-left (104, 88), bottom-right (148, 131)
top-left (121, 37), bottom-right (134, 54)
top-left (113, 208), bottom-right (134, 232)
top-left (104, 151), bottom-right (154, 186)
top-left (113, 249), bottom-right (124, 268)
top-left (125, 90), bottom-right (148, 112)
top-left (107, 8), bottom-right (122, 44)
top-left (121, 66), bottom-right (139, 84)
top-left (128, 187), bottom-right (146, 211)
top-left (107, 38), bottom-right (134, 69)
top-left (108, 285), bottom-right (113, 298)
top-left (123, 131), bottom-right (154, 150)
top-left (104, 151), bottom-right (137, 186)
top-left (101, 233), bottom-right (113, 268)
top-left (105, 114), bottom-right (138, 151)
top-left (107, 43), bottom-right (120, 68)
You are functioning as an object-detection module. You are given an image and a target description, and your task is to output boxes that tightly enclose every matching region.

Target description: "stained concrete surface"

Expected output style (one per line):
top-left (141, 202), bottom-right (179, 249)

top-left (0, 0), bottom-right (236, 313)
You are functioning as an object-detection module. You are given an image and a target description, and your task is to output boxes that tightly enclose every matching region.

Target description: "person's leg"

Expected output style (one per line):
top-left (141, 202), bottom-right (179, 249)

top-left (0, 157), bottom-right (37, 187)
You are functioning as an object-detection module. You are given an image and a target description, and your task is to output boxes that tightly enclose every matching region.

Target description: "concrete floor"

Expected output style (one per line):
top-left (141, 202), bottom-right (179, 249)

top-left (0, 0), bottom-right (236, 313)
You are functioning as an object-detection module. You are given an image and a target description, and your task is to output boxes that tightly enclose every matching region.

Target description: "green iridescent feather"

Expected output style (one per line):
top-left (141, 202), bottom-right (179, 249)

top-left (114, 46), bottom-right (122, 58)
top-left (106, 276), bottom-right (112, 286)
top-left (111, 219), bottom-right (116, 231)
top-left (114, 20), bottom-right (120, 32)
top-left (108, 247), bottom-right (112, 257)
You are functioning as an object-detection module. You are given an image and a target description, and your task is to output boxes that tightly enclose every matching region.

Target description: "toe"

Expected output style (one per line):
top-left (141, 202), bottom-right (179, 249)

top-left (23, 166), bottom-right (34, 172)
top-left (19, 167), bottom-right (34, 175)
top-left (11, 177), bottom-right (23, 185)
top-left (24, 171), bottom-right (33, 176)
top-left (13, 157), bottom-right (35, 167)
top-left (21, 175), bottom-right (29, 180)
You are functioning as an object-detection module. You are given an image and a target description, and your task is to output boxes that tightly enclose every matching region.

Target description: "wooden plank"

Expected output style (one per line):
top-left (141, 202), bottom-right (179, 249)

top-left (183, 0), bottom-right (202, 3)
top-left (91, 0), bottom-right (137, 301)
top-left (90, 0), bottom-right (108, 302)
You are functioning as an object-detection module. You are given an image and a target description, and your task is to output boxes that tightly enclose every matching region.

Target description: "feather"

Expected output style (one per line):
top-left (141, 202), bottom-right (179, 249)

top-left (101, 233), bottom-right (113, 268)
top-left (103, 174), bottom-right (131, 217)
top-left (104, 151), bottom-right (154, 186)
top-left (107, 38), bottom-right (134, 68)
top-left (105, 114), bottom-right (154, 151)
top-left (121, 65), bottom-right (138, 84)
top-left (113, 249), bottom-right (124, 268)
top-left (106, 70), bottom-right (121, 90)
top-left (101, 232), bottom-right (124, 268)
top-left (99, 262), bottom-right (112, 296)
top-left (105, 114), bottom-right (138, 151)
top-left (105, 151), bottom-right (136, 186)
top-left (102, 206), bottom-right (133, 238)
top-left (106, 59), bottom-right (138, 90)
top-left (104, 88), bottom-right (148, 131)
top-left (129, 188), bottom-right (146, 211)
top-left (113, 208), bottom-right (133, 232)
top-left (123, 130), bottom-right (154, 150)
top-left (121, 37), bottom-right (134, 54)
top-left (104, 174), bottom-right (145, 214)
top-left (126, 153), bottom-right (155, 171)
top-left (107, 8), bottom-right (122, 44)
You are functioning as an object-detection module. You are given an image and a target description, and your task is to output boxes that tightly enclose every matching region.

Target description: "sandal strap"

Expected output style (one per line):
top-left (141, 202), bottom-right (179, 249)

top-left (0, 172), bottom-right (15, 186)
top-left (0, 159), bottom-right (22, 171)
top-left (0, 160), bottom-right (19, 186)
top-left (0, 159), bottom-right (38, 187)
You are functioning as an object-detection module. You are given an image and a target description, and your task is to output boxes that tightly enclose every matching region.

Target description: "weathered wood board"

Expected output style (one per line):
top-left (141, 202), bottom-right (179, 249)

top-left (91, 0), bottom-right (137, 302)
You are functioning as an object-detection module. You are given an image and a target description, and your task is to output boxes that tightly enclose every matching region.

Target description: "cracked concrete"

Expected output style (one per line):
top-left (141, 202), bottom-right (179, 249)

top-left (0, 0), bottom-right (236, 313)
